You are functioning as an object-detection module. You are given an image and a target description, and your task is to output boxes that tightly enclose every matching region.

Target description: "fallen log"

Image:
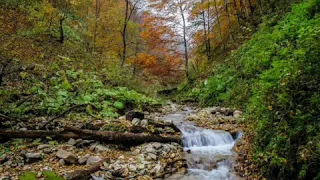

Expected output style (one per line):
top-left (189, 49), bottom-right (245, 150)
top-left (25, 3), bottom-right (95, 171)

top-left (64, 126), bottom-right (181, 145)
top-left (0, 127), bottom-right (181, 145)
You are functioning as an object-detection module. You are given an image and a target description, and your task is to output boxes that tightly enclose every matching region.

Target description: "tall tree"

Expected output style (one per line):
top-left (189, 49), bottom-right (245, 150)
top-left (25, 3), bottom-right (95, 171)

top-left (121, 0), bottom-right (142, 66)
top-left (146, 0), bottom-right (192, 79)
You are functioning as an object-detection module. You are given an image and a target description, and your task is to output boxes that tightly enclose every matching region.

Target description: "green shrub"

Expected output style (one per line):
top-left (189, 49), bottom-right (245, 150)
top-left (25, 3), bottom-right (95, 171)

top-left (0, 68), bottom-right (160, 120)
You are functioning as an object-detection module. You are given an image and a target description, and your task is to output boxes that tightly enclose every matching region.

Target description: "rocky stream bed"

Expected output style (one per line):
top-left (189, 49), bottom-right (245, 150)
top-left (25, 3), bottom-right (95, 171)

top-left (0, 104), bottom-right (258, 180)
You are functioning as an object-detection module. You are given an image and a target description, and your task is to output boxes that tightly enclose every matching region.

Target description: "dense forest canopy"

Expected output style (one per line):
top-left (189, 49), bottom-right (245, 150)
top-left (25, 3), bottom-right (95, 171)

top-left (0, 0), bottom-right (319, 179)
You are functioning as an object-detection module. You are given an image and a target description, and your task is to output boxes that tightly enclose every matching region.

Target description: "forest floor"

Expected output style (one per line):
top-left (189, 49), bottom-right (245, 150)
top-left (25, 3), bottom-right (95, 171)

top-left (0, 103), bottom-right (261, 180)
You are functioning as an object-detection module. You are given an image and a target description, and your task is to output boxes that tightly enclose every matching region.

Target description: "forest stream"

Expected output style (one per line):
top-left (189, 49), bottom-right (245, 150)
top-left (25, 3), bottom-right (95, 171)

top-left (0, 103), bottom-right (246, 180)
top-left (163, 106), bottom-right (242, 180)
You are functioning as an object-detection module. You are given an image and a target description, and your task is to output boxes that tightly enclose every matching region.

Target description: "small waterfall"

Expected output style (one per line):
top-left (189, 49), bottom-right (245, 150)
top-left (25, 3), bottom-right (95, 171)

top-left (162, 108), bottom-right (241, 180)
top-left (181, 125), bottom-right (234, 147)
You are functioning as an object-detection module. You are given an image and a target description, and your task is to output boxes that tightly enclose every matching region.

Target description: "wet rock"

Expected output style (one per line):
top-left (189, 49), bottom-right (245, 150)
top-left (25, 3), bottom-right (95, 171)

top-left (37, 144), bottom-right (51, 150)
top-left (141, 160), bottom-right (153, 165)
top-left (162, 144), bottom-right (171, 152)
top-left (155, 127), bottom-right (164, 133)
top-left (164, 127), bottom-right (175, 133)
top-left (126, 111), bottom-right (144, 121)
top-left (56, 149), bottom-right (78, 164)
top-left (140, 119), bottom-right (148, 127)
top-left (151, 163), bottom-right (164, 175)
top-left (146, 153), bottom-right (157, 161)
top-left (132, 118), bottom-right (141, 126)
top-left (128, 164), bottom-right (137, 172)
top-left (137, 163), bottom-right (145, 170)
top-left (87, 156), bottom-right (102, 165)
top-left (152, 142), bottom-right (162, 150)
top-left (145, 146), bottom-right (157, 154)
top-left (78, 154), bottom-right (90, 164)
top-left (67, 138), bottom-right (77, 146)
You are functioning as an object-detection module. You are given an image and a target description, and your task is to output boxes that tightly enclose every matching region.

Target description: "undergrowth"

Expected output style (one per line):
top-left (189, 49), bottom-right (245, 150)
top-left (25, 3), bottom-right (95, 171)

top-left (182, 0), bottom-right (320, 179)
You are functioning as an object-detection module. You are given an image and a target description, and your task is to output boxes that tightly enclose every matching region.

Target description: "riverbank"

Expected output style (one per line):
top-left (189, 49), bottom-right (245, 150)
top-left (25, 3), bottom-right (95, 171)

top-left (0, 103), bottom-right (258, 179)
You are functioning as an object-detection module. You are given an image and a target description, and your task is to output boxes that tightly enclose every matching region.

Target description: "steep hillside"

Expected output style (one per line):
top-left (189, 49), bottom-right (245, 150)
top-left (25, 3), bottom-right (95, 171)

top-left (184, 0), bottom-right (320, 179)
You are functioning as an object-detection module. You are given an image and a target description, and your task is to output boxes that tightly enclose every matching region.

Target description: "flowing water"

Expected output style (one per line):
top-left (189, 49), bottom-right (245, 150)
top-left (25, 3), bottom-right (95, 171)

top-left (162, 107), bottom-right (242, 180)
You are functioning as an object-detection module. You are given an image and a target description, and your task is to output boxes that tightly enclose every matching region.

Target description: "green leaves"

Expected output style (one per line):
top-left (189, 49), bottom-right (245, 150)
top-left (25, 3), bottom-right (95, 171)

top-left (43, 171), bottom-right (65, 180)
top-left (1, 68), bottom-right (159, 119)
top-left (113, 101), bottom-right (124, 109)
top-left (18, 171), bottom-right (65, 180)
top-left (19, 172), bottom-right (36, 180)
top-left (197, 0), bottom-right (320, 178)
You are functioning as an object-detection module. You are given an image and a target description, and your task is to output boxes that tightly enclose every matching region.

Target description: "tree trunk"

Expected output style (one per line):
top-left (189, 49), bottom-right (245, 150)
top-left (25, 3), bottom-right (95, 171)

top-left (59, 17), bottom-right (65, 44)
top-left (92, 0), bottom-right (100, 53)
top-left (207, 0), bottom-right (212, 60)
top-left (225, 0), bottom-right (234, 42)
top-left (121, 1), bottom-right (129, 66)
top-left (179, 5), bottom-right (190, 80)
top-left (213, 0), bottom-right (223, 41)
top-left (0, 127), bottom-right (181, 145)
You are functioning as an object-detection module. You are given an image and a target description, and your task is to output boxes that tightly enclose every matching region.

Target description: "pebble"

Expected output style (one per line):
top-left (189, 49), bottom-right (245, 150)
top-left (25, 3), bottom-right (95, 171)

top-left (128, 164), bottom-right (137, 172)
top-left (140, 119), bottom-right (148, 127)
top-left (146, 153), bottom-right (157, 161)
top-left (25, 153), bottom-right (42, 159)
top-left (59, 159), bottom-right (65, 166)
top-left (95, 144), bottom-right (110, 152)
top-left (78, 154), bottom-right (90, 164)
top-left (67, 138), bottom-right (77, 146)
top-left (132, 118), bottom-right (141, 126)
top-left (56, 149), bottom-right (78, 164)
top-left (37, 144), bottom-right (51, 150)
top-left (43, 148), bottom-right (52, 154)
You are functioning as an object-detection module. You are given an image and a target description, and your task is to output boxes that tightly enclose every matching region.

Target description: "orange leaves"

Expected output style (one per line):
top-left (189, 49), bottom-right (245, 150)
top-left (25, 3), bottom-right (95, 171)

top-left (130, 53), bottom-right (157, 68)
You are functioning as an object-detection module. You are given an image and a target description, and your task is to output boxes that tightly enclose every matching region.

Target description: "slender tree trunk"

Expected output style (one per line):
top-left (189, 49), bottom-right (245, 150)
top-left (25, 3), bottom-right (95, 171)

top-left (225, 0), bottom-right (234, 42)
top-left (179, 5), bottom-right (189, 80)
top-left (213, 0), bottom-right (223, 41)
top-left (241, 0), bottom-right (250, 17)
top-left (232, 0), bottom-right (241, 25)
top-left (256, 0), bottom-right (264, 14)
top-left (133, 41), bottom-right (140, 76)
top-left (201, 0), bottom-right (209, 62)
top-left (207, 0), bottom-right (212, 60)
top-left (121, 0), bottom-right (129, 66)
top-left (247, 0), bottom-right (254, 15)
top-left (0, 72), bottom-right (3, 86)
top-left (92, 0), bottom-right (100, 54)
top-left (59, 17), bottom-right (65, 44)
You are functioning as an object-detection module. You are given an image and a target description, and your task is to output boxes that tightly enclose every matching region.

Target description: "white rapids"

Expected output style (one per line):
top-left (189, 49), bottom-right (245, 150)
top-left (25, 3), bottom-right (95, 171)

top-left (163, 107), bottom-right (242, 180)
